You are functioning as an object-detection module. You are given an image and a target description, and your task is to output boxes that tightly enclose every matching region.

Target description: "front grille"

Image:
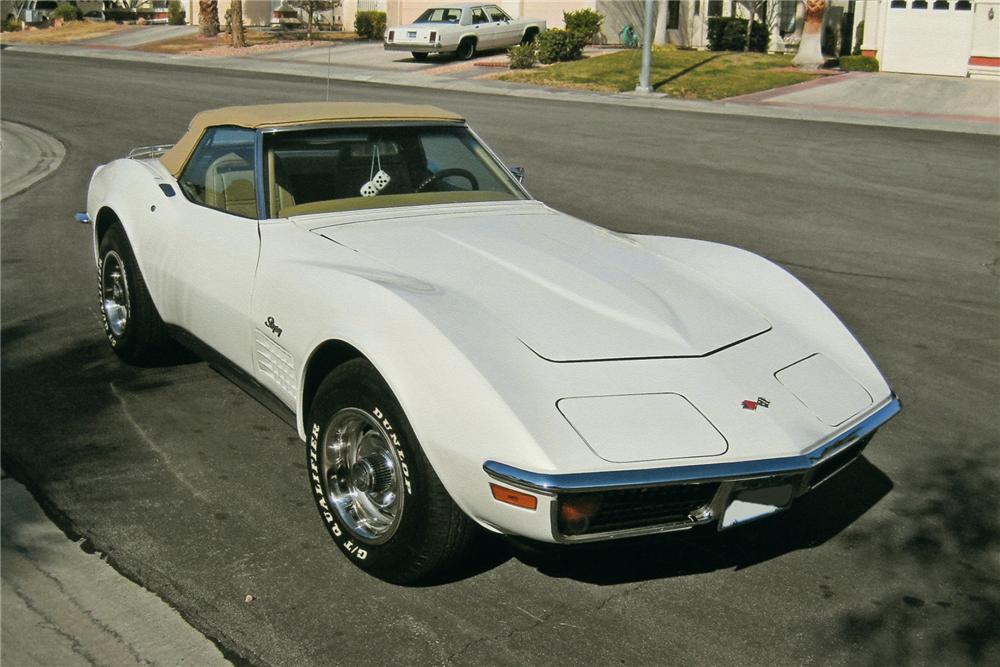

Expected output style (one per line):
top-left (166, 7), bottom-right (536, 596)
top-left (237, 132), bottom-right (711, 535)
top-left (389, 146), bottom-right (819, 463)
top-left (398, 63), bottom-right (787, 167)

top-left (809, 434), bottom-right (872, 488)
top-left (557, 483), bottom-right (719, 536)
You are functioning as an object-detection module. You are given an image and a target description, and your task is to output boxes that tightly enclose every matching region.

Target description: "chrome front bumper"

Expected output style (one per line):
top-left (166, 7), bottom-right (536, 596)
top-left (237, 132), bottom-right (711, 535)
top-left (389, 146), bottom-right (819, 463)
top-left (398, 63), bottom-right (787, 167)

top-left (484, 396), bottom-right (901, 542)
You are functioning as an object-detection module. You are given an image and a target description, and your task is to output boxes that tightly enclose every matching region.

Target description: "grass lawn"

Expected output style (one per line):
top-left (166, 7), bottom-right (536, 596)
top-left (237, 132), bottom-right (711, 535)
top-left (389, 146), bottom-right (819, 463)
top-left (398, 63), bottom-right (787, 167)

top-left (139, 30), bottom-right (359, 54)
top-left (500, 46), bottom-right (820, 100)
top-left (0, 21), bottom-right (124, 44)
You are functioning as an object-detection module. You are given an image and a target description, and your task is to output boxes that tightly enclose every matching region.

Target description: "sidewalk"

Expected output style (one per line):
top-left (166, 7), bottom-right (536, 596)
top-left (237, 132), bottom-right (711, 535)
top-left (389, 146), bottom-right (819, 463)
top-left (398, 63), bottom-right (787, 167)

top-left (77, 24), bottom-right (197, 49)
top-left (1, 122), bottom-right (231, 665)
top-left (3, 39), bottom-right (998, 135)
top-left (726, 71), bottom-right (1000, 127)
top-left (1, 469), bottom-right (230, 666)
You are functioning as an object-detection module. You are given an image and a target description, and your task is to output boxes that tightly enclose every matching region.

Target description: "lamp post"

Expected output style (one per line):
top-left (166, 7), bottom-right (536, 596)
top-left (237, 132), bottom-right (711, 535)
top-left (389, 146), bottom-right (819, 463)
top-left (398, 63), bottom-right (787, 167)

top-left (635, 0), bottom-right (656, 93)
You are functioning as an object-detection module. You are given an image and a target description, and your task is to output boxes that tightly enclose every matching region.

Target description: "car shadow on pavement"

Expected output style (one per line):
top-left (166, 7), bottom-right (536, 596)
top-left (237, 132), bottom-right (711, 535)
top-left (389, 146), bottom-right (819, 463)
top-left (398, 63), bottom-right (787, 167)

top-left (504, 457), bottom-right (892, 585)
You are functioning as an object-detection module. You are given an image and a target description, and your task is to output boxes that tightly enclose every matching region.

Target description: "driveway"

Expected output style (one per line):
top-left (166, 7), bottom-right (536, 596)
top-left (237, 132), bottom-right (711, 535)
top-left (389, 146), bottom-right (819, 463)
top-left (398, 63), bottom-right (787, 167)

top-left (79, 24), bottom-right (198, 48)
top-left (250, 40), bottom-right (510, 77)
top-left (727, 71), bottom-right (1000, 124)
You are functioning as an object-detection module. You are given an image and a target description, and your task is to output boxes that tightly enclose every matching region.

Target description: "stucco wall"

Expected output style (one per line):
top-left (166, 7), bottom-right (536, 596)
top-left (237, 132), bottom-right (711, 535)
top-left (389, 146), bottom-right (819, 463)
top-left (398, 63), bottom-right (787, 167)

top-left (188, 0), bottom-right (274, 27)
top-left (383, 0), bottom-right (599, 28)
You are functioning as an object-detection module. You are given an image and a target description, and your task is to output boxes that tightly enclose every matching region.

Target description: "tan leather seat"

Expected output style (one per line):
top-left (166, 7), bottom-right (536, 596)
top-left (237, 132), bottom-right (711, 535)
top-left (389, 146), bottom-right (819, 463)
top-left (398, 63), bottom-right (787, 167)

top-left (204, 152), bottom-right (257, 218)
top-left (268, 151), bottom-right (296, 218)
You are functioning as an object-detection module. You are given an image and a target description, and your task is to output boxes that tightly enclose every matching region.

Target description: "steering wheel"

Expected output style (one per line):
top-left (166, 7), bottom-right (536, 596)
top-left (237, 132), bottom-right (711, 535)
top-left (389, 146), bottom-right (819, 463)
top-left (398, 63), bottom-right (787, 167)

top-left (416, 168), bottom-right (479, 193)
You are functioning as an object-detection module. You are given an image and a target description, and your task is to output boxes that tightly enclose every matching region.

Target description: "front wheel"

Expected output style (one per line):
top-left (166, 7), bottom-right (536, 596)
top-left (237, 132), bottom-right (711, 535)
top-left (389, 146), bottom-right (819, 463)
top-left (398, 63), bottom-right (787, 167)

top-left (97, 224), bottom-right (171, 364)
top-left (307, 359), bottom-right (473, 584)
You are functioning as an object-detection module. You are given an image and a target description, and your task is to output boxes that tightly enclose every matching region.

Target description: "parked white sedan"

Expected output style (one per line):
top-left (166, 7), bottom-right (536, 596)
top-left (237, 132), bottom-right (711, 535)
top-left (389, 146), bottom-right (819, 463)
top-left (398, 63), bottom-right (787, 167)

top-left (384, 2), bottom-right (545, 60)
top-left (80, 102), bottom-right (900, 584)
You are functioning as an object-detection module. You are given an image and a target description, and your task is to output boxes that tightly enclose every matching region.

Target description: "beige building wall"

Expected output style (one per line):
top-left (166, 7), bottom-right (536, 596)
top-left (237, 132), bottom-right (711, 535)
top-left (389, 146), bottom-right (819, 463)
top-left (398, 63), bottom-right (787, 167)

top-left (188, 1), bottom-right (273, 27)
top-left (189, 1), bottom-right (339, 28)
top-left (520, 0), bottom-right (596, 28)
top-left (375, 1), bottom-right (598, 29)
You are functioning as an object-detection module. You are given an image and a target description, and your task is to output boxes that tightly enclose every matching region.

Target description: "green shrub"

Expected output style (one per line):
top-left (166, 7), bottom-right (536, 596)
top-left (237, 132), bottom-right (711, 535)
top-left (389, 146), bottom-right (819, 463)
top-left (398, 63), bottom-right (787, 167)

top-left (507, 42), bottom-right (536, 69)
top-left (355, 10), bottom-right (386, 39)
top-left (706, 17), bottom-right (768, 52)
top-left (51, 2), bottom-right (81, 22)
top-left (536, 28), bottom-right (586, 64)
top-left (563, 8), bottom-right (602, 42)
top-left (168, 1), bottom-right (185, 25)
top-left (838, 55), bottom-right (879, 72)
top-left (2, 16), bottom-right (22, 31)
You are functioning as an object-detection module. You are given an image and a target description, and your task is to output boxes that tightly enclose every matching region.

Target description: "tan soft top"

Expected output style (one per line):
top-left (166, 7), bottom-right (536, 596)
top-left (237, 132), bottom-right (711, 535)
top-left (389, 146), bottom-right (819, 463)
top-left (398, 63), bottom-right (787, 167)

top-left (159, 102), bottom-right (465, 177)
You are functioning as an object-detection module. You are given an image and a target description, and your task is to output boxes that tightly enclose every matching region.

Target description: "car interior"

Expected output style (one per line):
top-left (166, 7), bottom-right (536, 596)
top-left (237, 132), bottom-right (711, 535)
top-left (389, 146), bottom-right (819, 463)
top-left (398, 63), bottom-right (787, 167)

top-left (263, 126), bottom-right (524, 218)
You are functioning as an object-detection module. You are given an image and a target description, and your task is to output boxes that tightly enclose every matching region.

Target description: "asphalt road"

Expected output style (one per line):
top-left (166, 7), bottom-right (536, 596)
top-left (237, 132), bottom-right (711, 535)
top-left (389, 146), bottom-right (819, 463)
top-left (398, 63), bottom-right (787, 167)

top-left (2, 51), bottom-right (998, 666)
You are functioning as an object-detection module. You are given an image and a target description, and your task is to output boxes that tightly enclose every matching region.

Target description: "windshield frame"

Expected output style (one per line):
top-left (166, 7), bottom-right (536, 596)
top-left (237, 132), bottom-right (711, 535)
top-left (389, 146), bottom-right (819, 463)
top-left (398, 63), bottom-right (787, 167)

top-left (254, 121), bottom-right (531, 220)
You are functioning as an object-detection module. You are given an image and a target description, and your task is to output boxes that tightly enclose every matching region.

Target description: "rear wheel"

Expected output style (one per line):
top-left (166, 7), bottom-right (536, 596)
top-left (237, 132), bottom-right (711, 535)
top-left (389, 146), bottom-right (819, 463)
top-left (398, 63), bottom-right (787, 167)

top-left (97, 224), bottom-right (171, 364)
top-left (307, 359), bottom-right (473, 584)
top-left (456, 37), bottom-right (476, 60)
top-left (411, 51), bottom-right (429, 61)
top-left (521, 28), bottom-right (538, 45)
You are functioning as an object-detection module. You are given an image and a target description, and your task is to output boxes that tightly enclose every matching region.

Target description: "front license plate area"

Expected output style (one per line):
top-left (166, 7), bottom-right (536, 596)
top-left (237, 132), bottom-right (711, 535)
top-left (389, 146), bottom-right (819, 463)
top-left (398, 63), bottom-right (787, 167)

top-left (720, 482), bottom-right (795, 530)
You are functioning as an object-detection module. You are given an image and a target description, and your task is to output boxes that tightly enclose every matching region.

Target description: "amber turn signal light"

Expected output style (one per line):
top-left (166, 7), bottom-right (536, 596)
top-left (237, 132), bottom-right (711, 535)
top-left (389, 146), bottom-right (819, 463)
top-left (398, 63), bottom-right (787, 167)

top-left (490, 483), bottom-right (538, 510)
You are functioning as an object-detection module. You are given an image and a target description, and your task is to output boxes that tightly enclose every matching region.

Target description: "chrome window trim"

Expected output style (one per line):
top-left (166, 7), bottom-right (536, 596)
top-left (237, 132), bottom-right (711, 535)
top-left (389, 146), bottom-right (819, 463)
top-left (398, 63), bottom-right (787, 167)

top-left (257, 120), bottom-right (467, 136)
top-left (483, 395), bottom-right (901, 495)
top-left (254, 129), bottom-right (266, 221)
top-left (465, 123), bottom-right (532, 199)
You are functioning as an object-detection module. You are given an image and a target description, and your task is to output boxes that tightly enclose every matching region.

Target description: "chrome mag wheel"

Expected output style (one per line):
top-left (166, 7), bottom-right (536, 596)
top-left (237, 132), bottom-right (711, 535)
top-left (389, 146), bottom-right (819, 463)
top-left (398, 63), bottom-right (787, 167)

top-left (101, 250), bottom-right (130, 337)
top-left (320, 408), bottom-right (405, 544)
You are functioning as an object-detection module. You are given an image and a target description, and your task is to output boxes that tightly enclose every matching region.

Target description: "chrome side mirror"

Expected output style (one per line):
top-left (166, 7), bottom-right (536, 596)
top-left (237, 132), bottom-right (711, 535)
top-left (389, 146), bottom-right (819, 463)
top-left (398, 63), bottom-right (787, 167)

top-left (509, 166), bottom-right (525, 184)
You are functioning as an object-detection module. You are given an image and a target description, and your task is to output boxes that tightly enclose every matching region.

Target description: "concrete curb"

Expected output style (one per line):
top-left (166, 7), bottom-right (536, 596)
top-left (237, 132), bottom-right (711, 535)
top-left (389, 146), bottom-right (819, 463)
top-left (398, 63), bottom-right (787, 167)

top-left (4, 43), bottom-right (998, 136)
top-left (1, 470), bottom-right (230, 667)
top-left (1, 120), bottom-right (67, 200)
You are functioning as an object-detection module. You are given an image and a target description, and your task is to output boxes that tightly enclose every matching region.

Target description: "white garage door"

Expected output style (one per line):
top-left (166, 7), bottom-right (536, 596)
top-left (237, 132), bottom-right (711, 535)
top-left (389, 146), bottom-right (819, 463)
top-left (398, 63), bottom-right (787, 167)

top-left (882, 0), bottom-right (974, 77)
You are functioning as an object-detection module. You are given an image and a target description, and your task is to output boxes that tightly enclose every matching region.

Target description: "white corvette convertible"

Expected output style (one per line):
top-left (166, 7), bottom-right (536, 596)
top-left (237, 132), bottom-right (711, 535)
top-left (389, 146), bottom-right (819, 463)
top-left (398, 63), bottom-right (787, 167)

top-left (80, 102), bottom-right (899, 583)
top-left (384, 3), bottom-right (545, 60)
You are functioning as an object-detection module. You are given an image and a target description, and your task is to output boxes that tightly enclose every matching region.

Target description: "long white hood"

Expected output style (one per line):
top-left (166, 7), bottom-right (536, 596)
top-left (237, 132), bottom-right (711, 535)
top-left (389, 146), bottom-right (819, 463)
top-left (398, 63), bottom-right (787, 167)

top-left (312, 204), bottom-right (771, 362)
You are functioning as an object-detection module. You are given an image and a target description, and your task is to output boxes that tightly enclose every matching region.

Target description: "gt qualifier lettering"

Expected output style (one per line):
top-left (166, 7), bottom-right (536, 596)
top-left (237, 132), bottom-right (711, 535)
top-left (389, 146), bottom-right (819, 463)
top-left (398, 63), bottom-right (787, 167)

top-left (309, 422), bottom-right (366, 558)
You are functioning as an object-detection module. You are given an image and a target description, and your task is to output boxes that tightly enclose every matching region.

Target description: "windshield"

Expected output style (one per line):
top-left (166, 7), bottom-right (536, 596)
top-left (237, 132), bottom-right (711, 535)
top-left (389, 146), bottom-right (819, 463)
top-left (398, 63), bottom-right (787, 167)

top-left (263, 124), bottom-right (526, 218)
top-left (413, 8), bottom-right (463, 23)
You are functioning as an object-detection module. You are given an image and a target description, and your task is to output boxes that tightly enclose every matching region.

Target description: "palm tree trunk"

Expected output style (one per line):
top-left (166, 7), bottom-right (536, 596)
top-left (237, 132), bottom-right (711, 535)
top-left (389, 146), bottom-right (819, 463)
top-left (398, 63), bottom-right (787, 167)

top-left (199, 0), bottom-right (218, 37)
top-left (231, 0), bottom-right (246, 47)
